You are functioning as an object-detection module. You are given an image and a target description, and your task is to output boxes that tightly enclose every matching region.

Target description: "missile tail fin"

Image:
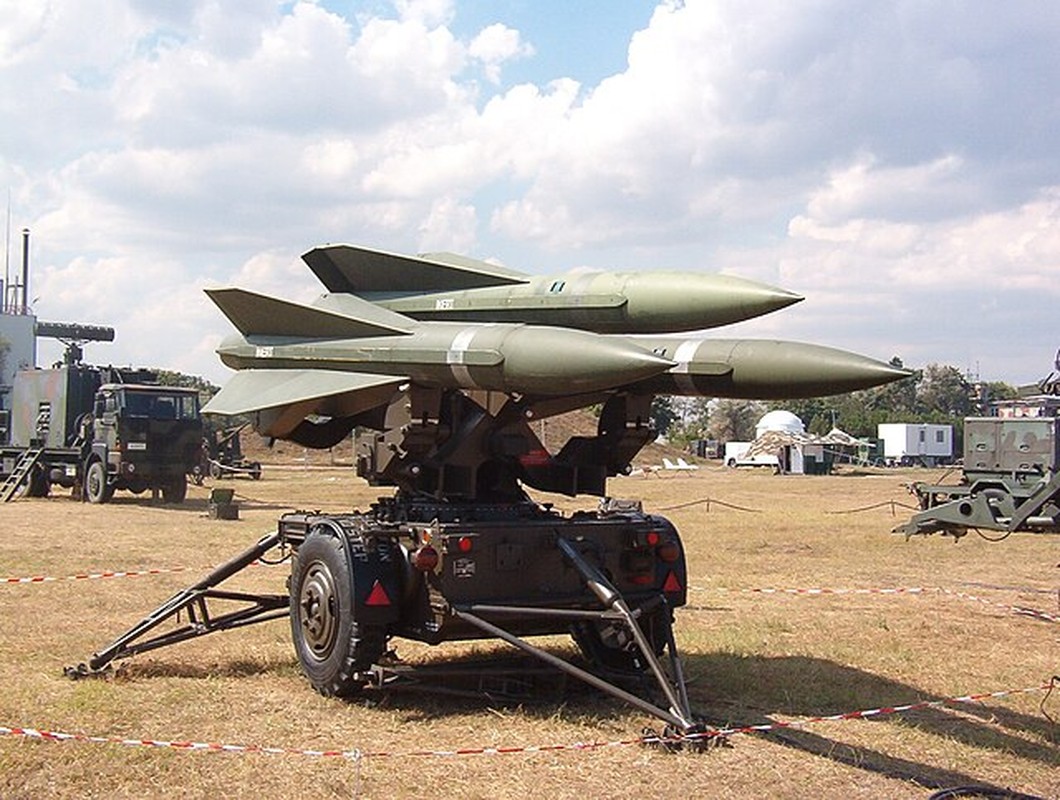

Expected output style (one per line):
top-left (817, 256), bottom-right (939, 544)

top-left (202, 368), bottom-right (405, 418)
top-left (302, 243), bottom-right (527, 294)
top-left (205, 287), bottom-right (413, 339)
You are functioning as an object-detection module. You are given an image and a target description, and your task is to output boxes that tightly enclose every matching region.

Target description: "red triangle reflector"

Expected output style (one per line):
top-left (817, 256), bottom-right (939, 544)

top-left (662, 570), bottom-right (683, 593)
top-left (364, 580), bottom-right (391, 606)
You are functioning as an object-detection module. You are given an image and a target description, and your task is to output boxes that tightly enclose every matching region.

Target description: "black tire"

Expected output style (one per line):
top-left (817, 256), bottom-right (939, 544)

top-left (250, 462), bottom-right (262, 480)
top-left (25, 465), bottom-right (50, 498)
top-left (572, 606), bottom-right (670, 673)
top-left (289, 530), bottom-right (387, 697)
top-left (84, 460), bottom-right (113, 504)
top-left (161, 475), bottom-right (187, 504)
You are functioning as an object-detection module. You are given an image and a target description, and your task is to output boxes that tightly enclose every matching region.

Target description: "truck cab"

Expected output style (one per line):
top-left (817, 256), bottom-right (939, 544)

top-left (84, 383), bottom-right (203, 503)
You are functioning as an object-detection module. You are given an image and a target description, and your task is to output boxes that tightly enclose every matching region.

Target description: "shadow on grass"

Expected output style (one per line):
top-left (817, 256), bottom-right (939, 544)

top-left (119, 656), bottom-right (297, 680)
top-left (29, 492), bottom-right (214, 511)
top-left (108, 643), bottom-right (1056, 792)
top-left (691, 652), bottom-right (1058, 748)
top-left (346, 647), bottom-right (1058, 792)
top-left (682, 651), bottom-right (1058, 790)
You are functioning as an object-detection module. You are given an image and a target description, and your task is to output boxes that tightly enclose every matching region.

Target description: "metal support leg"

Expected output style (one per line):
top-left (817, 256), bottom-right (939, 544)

top-left (555, 535), bottom-right (696, 730)
top-left (67, 532), bottom-right (289, 677)
top-left (452, 608), bottom-right (692, 731)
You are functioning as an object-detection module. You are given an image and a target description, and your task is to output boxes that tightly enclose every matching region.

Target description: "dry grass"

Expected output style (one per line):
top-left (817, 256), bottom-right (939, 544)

top-left (0, 462), bottom-right (1057, 799)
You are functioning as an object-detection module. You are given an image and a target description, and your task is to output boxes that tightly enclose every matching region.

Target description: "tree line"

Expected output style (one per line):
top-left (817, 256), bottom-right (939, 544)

top-left (652, 358), bottom-right (1019, 447)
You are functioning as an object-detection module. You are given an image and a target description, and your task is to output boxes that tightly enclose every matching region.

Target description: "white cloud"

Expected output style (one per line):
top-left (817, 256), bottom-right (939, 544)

top-left (393, 0), bottom-right (454, 28)
top-left (417, 195), bottom-right (477, 252)
top-left (468, 23), bottom-right (534, 84)
top-left (5, 0), bottom-right (1060, 385)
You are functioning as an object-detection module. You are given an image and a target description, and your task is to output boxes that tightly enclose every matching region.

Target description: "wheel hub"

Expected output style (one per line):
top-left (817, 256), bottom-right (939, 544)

top-left (299, 561), bottom-right (338, 660)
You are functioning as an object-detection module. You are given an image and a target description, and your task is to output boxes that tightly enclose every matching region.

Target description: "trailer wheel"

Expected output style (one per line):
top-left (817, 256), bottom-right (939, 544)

top-left (84, 460), bottom-right (113, 504)
top-left (572, 606), bottom-right (670, 673)
top-left (290, 531), bottom-right (386, 697)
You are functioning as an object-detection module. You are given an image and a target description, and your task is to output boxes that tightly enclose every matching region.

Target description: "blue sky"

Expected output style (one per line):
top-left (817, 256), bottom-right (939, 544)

top-left (1, 0), bottom-right (1058, 387)
top-left (446, 0), bottom-right (657, 88)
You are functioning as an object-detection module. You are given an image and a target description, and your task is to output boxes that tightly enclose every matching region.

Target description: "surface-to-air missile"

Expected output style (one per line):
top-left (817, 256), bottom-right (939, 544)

top-left (202, 287), bottom-right (907, 441)
top-left (302, 243), bottom-right (803, 333)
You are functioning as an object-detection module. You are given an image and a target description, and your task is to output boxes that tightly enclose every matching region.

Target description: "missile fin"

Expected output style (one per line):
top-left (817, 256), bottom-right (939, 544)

top-left (202, 368), bottom-right (406, 417)
top-left (205, 287), bottom-right (413, 339)
top-left (302, 243), bottom-right (527, 294)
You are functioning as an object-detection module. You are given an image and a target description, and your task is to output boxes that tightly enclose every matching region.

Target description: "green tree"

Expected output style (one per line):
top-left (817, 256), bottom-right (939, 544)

top-left (153, 369), bottom-right (220, 405)
top-left (976, 380), bottom-right (1018, 412)
top-left (650, 395), bottom-right (679, 439)
top-left (706, 399), bottom-right (764, 442)
top-left (865, 356), bottom-right (919, 416)
top-left (916, 363), bottom-right (974, 419)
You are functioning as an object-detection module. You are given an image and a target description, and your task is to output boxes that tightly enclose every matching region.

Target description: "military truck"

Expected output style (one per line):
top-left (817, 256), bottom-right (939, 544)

top-left (896, 414), bottom-right (1060, 537)
top-left (0, 362), bottom-right (203, 503)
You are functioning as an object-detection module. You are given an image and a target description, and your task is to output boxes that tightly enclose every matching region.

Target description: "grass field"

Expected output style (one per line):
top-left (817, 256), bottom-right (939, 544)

top-left (0, 461), bottom-right (1057, 799)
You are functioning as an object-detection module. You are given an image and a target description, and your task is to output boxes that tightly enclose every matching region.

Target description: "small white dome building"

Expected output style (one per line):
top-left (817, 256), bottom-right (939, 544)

top-left (748, 410), bottom-right (815, 474)
top-left (755, 410), bottom-right (805, 438)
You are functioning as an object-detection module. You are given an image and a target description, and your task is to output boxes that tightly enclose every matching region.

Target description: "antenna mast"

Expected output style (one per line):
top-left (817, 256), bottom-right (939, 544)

top-left (3, 189), bottom-right (10, 313)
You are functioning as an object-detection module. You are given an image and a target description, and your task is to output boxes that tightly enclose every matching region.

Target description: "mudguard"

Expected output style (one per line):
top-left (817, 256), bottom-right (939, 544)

top-left (313, 519), bottom-right (404, 626)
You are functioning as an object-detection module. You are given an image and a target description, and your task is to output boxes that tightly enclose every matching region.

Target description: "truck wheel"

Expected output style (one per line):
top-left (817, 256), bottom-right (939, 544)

top-left (26, 465), bottom-right (50, 498)
top-left (84, 460), bottom-right (113, 504)
top-left (162, 476), bottom-right (187, 504)
top-left (571, 607), bottom-right (670, 673)
top-left (290, 531), bottom-right (386, 697)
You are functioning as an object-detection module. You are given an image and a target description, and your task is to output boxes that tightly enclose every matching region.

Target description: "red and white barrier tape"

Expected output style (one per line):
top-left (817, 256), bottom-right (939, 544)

top-left (688, 584), bottom-right (1060, 624)
top-left (3, 566), bottom-right (192, 585)
top-left (0, 681), bottom-right (1052, 759)
top-left (2, 561), bottom-right (273, 586)
top-left (6, 565), bottom-right (1055, 623)
top-left (674, 682), bottom-right (1055, 743)
top-left (0, 726), bottom-right (361, 759)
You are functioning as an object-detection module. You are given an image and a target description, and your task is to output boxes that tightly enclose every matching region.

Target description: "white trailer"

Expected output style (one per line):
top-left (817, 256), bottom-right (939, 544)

top-left (877, 423), bottom-right (953, 466)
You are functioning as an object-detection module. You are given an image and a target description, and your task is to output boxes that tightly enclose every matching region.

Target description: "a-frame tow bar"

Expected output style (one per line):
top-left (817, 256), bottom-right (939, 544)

top-left (65, 532), bottom-right (289, 676)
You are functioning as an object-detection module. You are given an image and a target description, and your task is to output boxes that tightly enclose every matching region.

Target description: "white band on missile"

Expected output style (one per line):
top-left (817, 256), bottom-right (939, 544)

top-left (672, 339), bottom-right (702, 395)
top-left (448, 327), bottom-right (479, 387)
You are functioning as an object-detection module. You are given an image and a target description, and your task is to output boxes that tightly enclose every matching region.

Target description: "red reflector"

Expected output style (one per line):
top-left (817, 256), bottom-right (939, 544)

top-left (518, 448), bottom-right (551, 467)
top-left (457, 536), bottom-right (473, 553)
top-left (364, 580), bottom-right (391, 606)
top-left (646, 531), bottom-right (660, 546)
top-left (657, 541), bottom-right (680, 563)
top-left (662, 571), bottom-right (683, 593)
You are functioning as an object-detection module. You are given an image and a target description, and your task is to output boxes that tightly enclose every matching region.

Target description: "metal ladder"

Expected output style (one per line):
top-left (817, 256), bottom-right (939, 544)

top-left (1, 448), bottom-right (45, 503)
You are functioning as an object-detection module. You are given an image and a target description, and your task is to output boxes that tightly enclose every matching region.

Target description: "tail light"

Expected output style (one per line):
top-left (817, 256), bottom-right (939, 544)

top-left (656, 541), bottom-right (680, 563)
top-left (410, 545), bottom-right (439, 572)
